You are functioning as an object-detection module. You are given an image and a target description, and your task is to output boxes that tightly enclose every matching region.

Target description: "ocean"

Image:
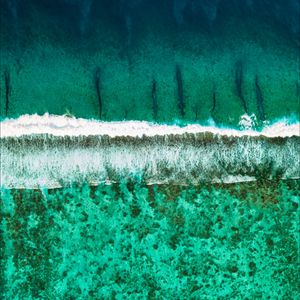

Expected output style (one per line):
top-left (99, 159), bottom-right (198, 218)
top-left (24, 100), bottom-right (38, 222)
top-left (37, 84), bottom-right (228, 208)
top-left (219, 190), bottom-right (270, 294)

top-left (0, 0), bottom-right (299, 299)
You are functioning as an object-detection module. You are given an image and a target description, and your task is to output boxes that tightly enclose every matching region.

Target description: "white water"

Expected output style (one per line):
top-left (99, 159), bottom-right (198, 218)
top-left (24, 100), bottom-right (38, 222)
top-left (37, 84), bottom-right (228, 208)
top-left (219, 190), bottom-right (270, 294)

top-left (0, 114), bottom-right (299, 189)
top-left (0, 113), bottom-right (299, 138)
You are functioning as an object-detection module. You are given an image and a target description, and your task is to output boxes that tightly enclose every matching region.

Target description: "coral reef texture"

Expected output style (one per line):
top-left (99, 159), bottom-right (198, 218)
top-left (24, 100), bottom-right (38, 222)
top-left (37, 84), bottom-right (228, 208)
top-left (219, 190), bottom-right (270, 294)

top-left (1, 180), bottom-right (299, 299)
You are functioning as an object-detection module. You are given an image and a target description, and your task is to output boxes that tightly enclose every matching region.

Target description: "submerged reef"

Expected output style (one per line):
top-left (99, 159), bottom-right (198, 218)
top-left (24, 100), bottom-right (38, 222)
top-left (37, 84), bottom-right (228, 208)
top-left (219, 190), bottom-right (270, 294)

top-left (1, 180), bottom-right (299, 299)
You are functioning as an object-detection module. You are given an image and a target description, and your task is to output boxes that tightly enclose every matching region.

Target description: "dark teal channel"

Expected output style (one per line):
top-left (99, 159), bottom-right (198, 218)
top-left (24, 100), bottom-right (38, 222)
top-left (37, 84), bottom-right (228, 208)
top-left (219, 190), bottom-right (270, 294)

top-left (0, 0), bottom-right (299, 125)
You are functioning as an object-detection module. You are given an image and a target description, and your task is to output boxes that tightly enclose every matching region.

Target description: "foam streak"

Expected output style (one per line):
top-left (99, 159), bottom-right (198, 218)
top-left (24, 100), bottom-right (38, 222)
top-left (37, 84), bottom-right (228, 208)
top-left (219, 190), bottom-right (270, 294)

top-left (1, 114), bottom-right (299, 138)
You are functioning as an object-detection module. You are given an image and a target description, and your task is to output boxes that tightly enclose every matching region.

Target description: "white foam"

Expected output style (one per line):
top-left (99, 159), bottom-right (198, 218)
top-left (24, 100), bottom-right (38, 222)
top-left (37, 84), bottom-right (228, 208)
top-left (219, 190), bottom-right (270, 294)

top-left (0, 113), bottom-right (299, 138)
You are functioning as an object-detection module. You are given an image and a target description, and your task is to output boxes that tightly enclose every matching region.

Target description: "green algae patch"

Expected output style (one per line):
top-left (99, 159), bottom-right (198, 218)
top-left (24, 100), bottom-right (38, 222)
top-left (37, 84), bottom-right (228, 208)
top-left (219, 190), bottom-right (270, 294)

top-left (1, 180), bottom-right (299, 299)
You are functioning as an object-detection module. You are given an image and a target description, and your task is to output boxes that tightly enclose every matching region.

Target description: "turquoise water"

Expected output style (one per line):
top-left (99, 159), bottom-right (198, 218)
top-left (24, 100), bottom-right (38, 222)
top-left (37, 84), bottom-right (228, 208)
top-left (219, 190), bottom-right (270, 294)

top-left (1, 180), bottom-right (299, 299)
top-left (0, 1), bottom-right (299, 299)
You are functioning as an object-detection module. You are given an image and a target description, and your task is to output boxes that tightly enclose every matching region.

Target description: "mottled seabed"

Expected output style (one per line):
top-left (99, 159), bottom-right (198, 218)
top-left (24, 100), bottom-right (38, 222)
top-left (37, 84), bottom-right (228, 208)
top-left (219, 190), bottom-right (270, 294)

top-left (1, 180), bottom-right (299, 299)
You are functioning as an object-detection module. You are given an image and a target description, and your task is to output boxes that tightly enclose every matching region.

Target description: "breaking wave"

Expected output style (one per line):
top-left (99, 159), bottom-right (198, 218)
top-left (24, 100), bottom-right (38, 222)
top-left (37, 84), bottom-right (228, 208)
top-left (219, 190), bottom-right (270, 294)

top-left (0, 114), bottom-right (299, 188)
top-left (1, 113), bottom-right (299, 138)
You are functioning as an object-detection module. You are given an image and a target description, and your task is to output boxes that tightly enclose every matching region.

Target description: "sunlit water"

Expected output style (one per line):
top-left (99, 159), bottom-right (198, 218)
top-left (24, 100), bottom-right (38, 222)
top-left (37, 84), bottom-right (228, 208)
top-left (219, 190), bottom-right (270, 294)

top-left (1, 0), bottom-right (299, 298)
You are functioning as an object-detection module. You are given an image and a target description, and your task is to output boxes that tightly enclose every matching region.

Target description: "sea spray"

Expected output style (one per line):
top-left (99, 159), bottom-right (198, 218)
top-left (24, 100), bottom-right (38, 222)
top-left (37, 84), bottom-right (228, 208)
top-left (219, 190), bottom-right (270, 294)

top-left (1, 115), bottom-right (299, 188)
top-left (1, 113), bottom-right (299, 137)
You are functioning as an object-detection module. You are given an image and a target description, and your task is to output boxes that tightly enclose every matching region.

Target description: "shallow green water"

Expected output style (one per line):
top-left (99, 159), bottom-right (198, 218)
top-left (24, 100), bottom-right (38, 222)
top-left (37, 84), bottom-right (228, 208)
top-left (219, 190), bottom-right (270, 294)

top-left (1, 180), bottom-right (299, 299)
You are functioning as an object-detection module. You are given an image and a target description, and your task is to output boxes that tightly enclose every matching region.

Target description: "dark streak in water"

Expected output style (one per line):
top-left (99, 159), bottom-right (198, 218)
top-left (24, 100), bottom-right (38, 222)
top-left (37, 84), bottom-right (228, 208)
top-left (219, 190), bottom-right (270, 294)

top-left (255, 75), bottom-right (265, 121)
top-left (296, 81), bottom-right (300, 97)
top-left (94, 67), bottom-right (102, 119)
top-left (152, 79), bottom-right (158, 120)
top-left (211, 89), bottom-right (217, 114)
top-left (234, 60), bottom-right (248, 113)
top-left (194, 105), bottom-right (198, 121)
top-left (4, 68), bottom-right (11, 116)
top-left (176, 65), bottom-right (185, 117)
